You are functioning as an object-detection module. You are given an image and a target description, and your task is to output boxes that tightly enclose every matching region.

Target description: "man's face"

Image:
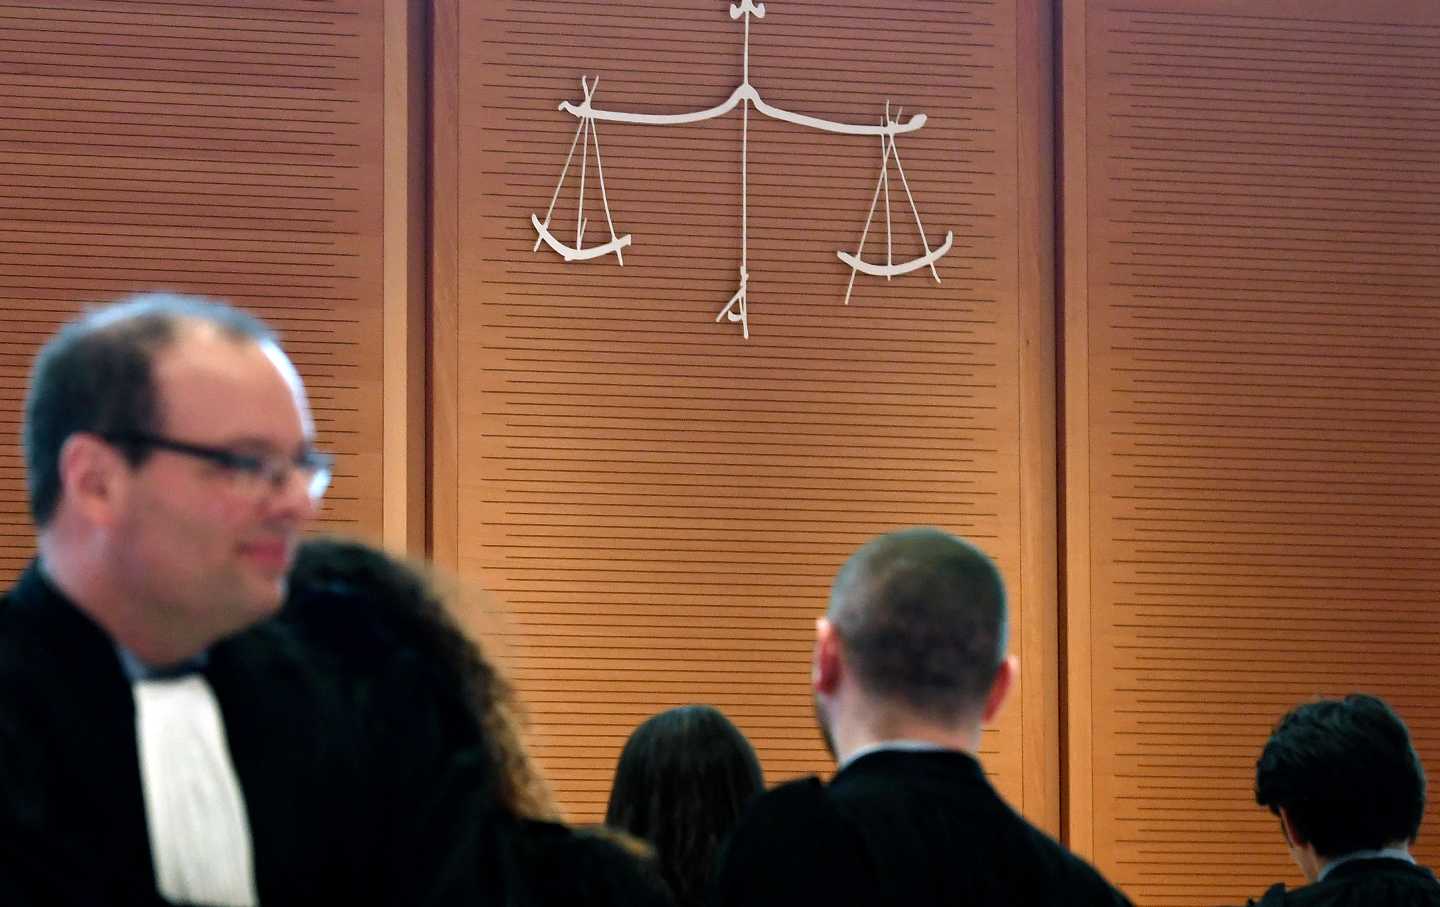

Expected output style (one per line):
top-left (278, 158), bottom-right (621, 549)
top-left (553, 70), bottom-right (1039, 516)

top-left (110, 327), bottom-right (318, 644)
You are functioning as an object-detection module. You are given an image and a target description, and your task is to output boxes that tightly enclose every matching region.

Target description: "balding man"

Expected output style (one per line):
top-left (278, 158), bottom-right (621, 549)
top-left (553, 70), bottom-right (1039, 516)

top-left (713, 527), bottom-right (1131, 907)
top-left (0, 296), bottom-right (483, 906)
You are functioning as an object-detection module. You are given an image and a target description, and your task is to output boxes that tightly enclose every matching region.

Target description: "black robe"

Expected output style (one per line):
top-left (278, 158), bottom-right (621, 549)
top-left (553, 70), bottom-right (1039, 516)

top-left (711, 748), bottom-right (1133, 907)
top-left (1245, 858), bottom-right (1440, 907)
top-left (0, 562), bottom-right (488, 907)
top-left (483, 817), bottom-right (674, 907)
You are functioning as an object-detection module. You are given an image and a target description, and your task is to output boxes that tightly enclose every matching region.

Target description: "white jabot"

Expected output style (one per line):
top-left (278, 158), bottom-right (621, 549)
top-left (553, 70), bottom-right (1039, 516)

top-left (133, 674), bottom-right (258, 907)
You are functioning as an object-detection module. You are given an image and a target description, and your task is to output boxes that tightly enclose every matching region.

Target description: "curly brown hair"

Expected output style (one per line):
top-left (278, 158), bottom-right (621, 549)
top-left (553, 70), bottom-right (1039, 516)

top-left (283, 536), bottom-right (557, 821)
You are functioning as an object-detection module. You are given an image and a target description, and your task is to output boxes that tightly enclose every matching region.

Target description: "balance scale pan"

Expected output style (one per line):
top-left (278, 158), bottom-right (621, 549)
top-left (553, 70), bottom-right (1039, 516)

top-left (532, 214), bottom-right (633, 264)
top-left (836, 231), bottom-right (954, 279)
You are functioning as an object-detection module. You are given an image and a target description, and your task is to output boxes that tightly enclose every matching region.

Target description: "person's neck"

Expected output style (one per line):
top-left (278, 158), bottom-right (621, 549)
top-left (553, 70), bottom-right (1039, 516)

top-left (828, 694), bottom-right (982, 766)
top-left (39, 536), bottom-right (208, 668)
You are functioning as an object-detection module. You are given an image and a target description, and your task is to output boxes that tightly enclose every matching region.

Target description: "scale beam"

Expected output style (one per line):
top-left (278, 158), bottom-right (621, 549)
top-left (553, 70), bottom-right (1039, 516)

top-left (752, 93), bottom-right (925, 137)
top-left (562, 83), bottom-right (927, 138)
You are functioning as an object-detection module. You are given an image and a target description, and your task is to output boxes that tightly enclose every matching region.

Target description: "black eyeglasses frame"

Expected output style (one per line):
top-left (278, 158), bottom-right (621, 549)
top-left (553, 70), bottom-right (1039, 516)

top-left (99, 431), bottom-right (333, 499)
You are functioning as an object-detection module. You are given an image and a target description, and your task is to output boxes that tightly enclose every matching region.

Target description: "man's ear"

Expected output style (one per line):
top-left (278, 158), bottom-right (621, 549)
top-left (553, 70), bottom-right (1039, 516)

top-left (813, 617), bottom-right (843, 695)
top-left (980, 654), bottom-right (1018, 725)
top-left (57, 433), bottom-right (128, 527)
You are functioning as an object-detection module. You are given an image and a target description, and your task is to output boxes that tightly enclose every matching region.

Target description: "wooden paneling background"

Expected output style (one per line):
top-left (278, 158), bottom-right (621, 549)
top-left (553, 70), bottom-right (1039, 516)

top-left (0, 0), bottom-right (394, 571)
top-left (433, 0), bottom-right (1059, 824)
top-left (4, 0), bottom-right (1440, 899)
top-left (1062, 1), bottom-right (1440, 903)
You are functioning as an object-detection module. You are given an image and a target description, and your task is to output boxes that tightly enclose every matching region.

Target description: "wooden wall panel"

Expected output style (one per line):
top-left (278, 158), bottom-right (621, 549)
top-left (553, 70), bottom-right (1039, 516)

top-left (1063, 2), bottom-right (1440, 903)
top-left (383, 0), bottom-right (428, 555)
top-left (434, 0), bottom-right (1058, 823)
top-left (0, 0), bottom-right (391, 575)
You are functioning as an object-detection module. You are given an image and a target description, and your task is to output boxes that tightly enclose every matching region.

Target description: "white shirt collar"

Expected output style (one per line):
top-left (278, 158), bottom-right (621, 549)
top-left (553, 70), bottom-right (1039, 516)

top-left (837, 739), bottom-right (954, 772)
top-left (1317, 847), bottom-right (1415, 882)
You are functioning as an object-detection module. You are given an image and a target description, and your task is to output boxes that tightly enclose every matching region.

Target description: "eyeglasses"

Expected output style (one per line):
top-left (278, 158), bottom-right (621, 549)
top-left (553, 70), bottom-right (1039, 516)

top-left (102, 432), bottom-right (334, 502)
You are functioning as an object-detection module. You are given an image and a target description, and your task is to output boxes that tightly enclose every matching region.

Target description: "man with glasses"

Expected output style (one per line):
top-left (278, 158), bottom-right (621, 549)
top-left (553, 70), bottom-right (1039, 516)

top-left (0, 295), bottom-right (474, 906)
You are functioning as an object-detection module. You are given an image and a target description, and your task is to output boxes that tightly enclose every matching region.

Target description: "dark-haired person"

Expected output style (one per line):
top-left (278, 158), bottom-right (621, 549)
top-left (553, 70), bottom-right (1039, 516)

top-left (0, 296), bottom-right (478, 906)
top-left (282, 536), bottom-right (673, 907)
top-left (713, 527), bottom-right (1132, 907)
top-left (1242, 694), bottom-right (1440, 907)
top-left (605, 704), bottom-right (764, 907)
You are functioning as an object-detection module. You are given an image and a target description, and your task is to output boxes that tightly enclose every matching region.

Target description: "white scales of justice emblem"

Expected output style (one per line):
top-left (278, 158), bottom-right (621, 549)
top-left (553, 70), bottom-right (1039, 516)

top-left (531, 0), bottom-right (954, 339)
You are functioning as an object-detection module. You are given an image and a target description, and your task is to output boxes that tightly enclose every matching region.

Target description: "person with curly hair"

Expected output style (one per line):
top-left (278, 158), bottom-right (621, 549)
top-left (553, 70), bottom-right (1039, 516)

top-left (282, 536), bottom-right (672, 907)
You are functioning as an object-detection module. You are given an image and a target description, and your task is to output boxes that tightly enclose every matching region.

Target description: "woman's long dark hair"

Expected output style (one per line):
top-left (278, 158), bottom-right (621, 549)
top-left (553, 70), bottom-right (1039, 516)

top-left (604, 705), bottom-right (763, 907)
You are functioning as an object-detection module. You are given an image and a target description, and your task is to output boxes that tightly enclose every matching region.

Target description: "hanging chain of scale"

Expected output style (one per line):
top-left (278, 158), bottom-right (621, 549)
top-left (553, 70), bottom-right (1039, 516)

top-left (531, 1), bottom-right (954, 339)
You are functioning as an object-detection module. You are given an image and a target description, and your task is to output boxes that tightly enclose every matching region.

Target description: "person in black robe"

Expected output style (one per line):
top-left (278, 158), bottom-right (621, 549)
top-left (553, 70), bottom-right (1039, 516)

top-left (491, 819), bottom-right (674, 907)
top-left (711, 527), bottom-right (1132, 907)
top-left (1240, 694), bottom-right (1440, 907)
top-left (281, 535), bottom-right (673, 907)
top-left (0, 296), bottom-right (483, 906)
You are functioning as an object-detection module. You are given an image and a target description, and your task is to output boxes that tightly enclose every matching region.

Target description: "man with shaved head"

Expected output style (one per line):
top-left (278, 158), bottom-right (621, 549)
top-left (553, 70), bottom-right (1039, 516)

top-left (0, 295), bottom-right (481, 906)
top-left (714, 527), bottom-right (1131, 907)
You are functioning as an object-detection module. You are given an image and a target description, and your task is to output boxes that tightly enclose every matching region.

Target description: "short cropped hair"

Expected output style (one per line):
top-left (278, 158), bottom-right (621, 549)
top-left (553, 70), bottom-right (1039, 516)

top-left (606, 705), bottom-right (763, 907)
top-left (827, 527), bottom-right (1007, 723)
top-left (23, 293), bottom-right (273, 526)
top-left (1255, 694), bottom-right (1426, 858)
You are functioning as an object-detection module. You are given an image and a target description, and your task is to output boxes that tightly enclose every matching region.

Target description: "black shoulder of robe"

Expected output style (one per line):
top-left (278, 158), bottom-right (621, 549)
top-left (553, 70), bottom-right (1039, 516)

top-left (1242, 859), bottom-right (1440, 907)
top-left (488, 816), bottom-right (676, 907)
top-left (712, 749), bottom-right (1133, 907)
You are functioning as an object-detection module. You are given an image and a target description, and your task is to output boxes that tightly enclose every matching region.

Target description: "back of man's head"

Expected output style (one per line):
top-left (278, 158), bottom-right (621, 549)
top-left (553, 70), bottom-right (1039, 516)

top-left (1256, 693), bottom-right (1426, 858)
top-left (827, 527), bottom-right (1007, 725)
top-left (23, 293), bottom-right (274, 527)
